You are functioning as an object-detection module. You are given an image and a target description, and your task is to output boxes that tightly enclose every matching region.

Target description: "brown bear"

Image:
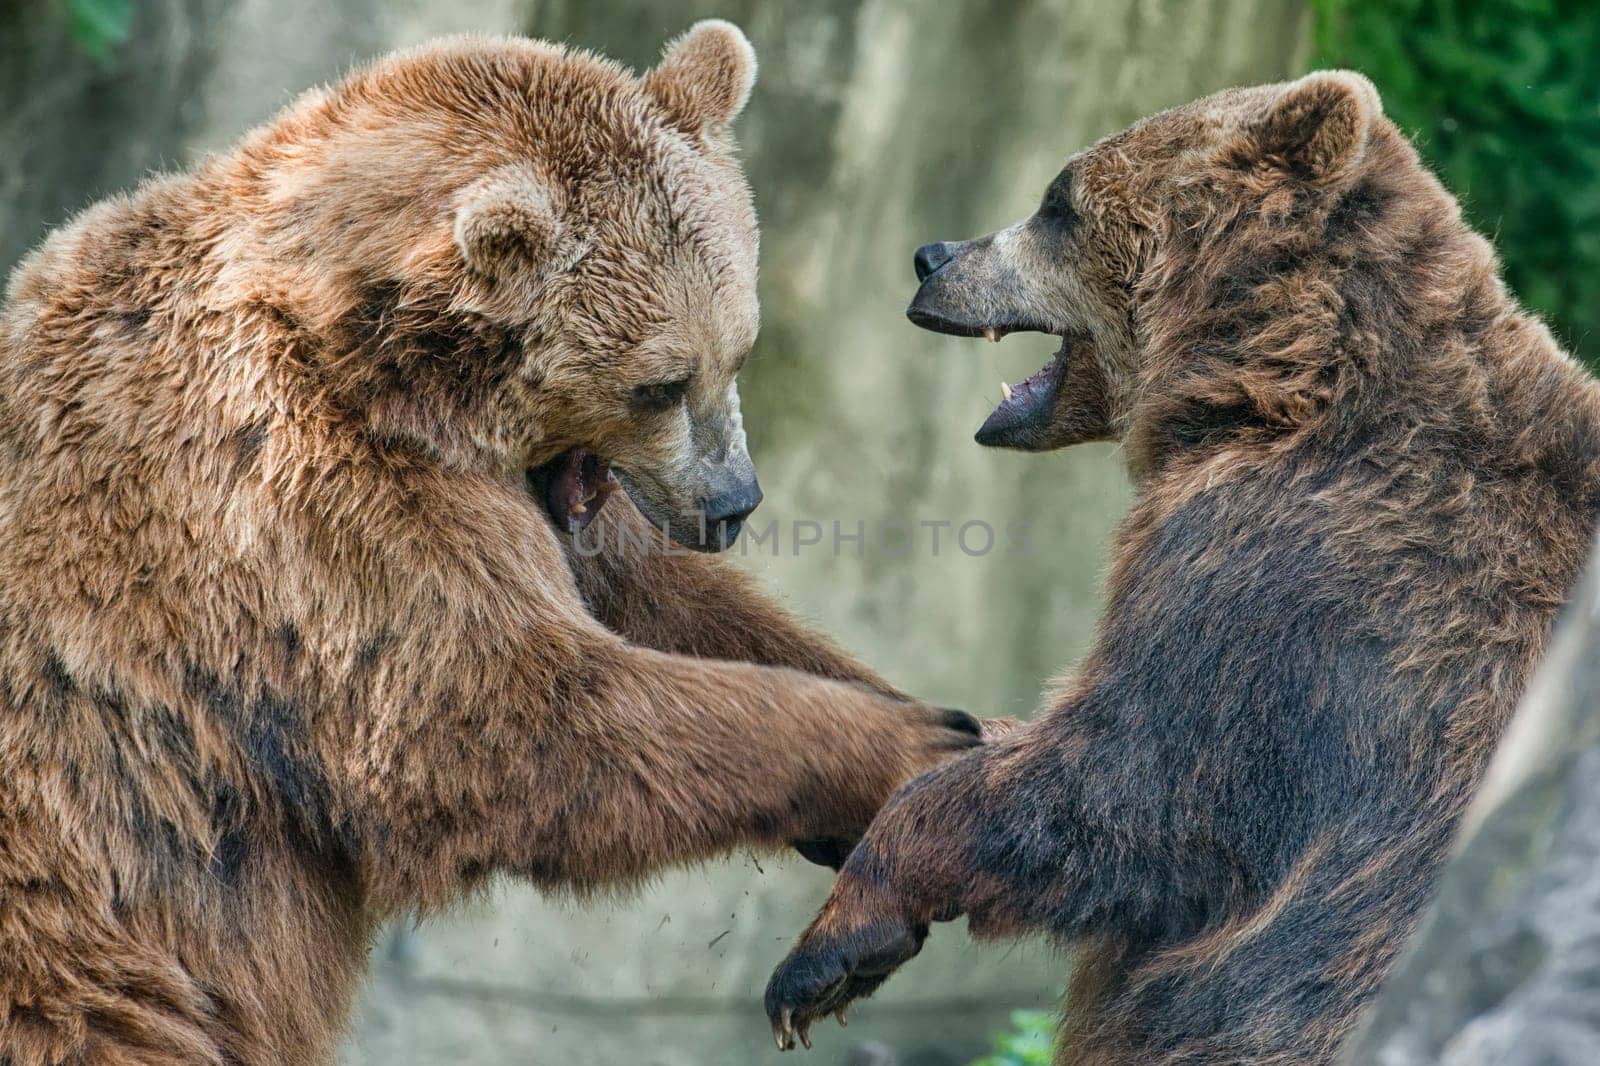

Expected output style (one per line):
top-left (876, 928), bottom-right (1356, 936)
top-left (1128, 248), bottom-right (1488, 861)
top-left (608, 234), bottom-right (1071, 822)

top-left (765, 71), bottom-right (1600, 1064)
top-left (0, 22), bottom-right (985, 1066)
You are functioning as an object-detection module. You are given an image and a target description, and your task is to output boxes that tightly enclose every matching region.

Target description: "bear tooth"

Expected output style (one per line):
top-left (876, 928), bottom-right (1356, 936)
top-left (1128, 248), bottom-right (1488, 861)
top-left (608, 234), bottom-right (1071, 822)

top-left (1001, 380), bottom-right (1012, 400)
top-left (570, 502), bottom-right (587, 515)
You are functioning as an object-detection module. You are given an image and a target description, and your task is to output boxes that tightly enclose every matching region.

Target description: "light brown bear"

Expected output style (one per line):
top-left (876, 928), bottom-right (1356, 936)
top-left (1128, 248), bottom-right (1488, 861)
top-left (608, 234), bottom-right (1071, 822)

top-left (0, 23), bottom-right (983, 1066)
top-left (765, 72), bottom-right (1600, 1064)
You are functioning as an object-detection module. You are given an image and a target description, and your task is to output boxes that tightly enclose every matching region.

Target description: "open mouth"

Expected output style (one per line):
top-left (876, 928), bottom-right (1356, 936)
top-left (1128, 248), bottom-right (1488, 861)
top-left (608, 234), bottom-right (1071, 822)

top-left (909, 311), bottom-right (1075, 446)
top-left (528, 448), bottom-right (622, 534)
top-left (974, 330), bottom-right (1073, 447)
top-left (527, 451), bottom-right (750, 553)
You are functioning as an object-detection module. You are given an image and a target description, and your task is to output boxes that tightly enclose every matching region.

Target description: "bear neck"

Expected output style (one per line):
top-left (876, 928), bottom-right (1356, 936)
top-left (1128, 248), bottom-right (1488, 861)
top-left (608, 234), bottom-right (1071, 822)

top-left (1127, 135), bottom-right (1600, 494)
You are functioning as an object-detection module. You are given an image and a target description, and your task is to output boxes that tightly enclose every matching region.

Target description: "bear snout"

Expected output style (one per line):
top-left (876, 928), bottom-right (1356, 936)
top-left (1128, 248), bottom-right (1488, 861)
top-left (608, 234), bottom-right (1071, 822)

top-left (697, 477), bottom-right (764, 549)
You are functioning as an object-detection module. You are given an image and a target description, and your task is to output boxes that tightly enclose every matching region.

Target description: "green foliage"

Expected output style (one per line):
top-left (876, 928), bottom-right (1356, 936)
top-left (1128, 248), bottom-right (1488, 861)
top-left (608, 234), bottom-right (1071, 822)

top-left (969, 1009), bottom-right (1057, 1066)
top-left (66, 0), bottom-right (133, 60)
top-left (1310, 0), bottom-right (1600, 367)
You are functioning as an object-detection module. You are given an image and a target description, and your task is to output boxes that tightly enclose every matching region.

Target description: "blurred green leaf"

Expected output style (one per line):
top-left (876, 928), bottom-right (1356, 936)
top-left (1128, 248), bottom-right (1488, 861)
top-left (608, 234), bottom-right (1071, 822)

top-left (970, 1009), bottom-right (1058, 1066)
top-left (68, 0), bottom-right (134, 60)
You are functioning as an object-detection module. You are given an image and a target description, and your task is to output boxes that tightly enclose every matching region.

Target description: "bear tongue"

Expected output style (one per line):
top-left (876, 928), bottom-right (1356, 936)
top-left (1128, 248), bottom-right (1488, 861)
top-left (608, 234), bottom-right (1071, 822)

top-left (541, 448), bottom-right (620, 534)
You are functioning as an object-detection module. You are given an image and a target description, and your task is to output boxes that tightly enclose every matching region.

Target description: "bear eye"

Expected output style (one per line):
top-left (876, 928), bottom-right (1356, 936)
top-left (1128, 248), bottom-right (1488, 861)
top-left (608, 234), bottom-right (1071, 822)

top-left (631, 376), bottom-right (693, 412)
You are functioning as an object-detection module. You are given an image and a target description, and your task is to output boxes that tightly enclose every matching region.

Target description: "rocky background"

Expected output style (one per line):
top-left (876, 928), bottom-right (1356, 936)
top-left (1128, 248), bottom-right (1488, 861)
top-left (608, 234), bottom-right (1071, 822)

top-left (1, 2), bottom-right (1309, 1063)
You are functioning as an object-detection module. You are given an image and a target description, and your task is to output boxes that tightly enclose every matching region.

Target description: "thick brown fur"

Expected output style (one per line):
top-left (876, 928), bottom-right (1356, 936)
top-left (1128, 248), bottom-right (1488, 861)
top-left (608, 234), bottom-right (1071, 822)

top-left (0, 24), bottom-right (984, 1066)
top-left (766, 72), bottom-right (1600, 1064)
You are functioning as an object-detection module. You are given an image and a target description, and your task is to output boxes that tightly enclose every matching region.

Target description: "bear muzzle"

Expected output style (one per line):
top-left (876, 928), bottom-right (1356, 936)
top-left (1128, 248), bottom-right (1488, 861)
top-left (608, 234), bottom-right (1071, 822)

top-left (906, 238), bottom-right (1110, 451)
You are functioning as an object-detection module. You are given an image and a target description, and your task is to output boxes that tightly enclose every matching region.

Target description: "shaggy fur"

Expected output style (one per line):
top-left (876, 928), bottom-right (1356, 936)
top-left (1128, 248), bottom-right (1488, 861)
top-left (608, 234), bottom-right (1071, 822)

top-left (765, 72), bottom-right (1600, 1064)
top-left (0, 24), bottom-right (982, 1066)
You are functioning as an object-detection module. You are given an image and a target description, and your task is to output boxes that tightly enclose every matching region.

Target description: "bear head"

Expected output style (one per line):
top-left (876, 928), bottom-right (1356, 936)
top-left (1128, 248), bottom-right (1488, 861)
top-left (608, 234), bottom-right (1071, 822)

top-left (237, 21), bottom-right (764, 550)
top-left (904, 71), bottom-right (1423, 473)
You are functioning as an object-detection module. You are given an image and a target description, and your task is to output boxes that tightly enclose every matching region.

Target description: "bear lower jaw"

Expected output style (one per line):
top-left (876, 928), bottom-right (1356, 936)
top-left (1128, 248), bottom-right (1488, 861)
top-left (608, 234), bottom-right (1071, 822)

top-left (976, 337), bottom-right (1072, 447)
top-left (529, 448), bottom-right (621, 534)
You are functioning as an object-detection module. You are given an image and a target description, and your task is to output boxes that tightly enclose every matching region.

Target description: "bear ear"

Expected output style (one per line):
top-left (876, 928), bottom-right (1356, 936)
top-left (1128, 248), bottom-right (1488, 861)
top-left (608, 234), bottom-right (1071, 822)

top-left (454, 164), bottom-right (563, 279)
top-left (641, 19), bottom-right (757, 138)
top-left (1252, 70), bottom-right (1380, 183)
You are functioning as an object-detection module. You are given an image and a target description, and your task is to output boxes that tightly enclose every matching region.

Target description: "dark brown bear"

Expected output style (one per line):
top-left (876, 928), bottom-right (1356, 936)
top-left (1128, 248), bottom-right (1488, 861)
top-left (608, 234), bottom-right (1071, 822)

top-left (765, 71), bottom-right (1600, 1065)
top-left (0, 22), bottom-right (985, 1066)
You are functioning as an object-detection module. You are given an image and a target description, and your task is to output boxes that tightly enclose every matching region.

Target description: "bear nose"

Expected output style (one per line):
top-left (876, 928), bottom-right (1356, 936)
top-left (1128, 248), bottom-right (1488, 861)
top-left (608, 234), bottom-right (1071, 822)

top-left (913, 242), bottom-right (956, 282)
top-left (701, 478), bottom-right (764, 528)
